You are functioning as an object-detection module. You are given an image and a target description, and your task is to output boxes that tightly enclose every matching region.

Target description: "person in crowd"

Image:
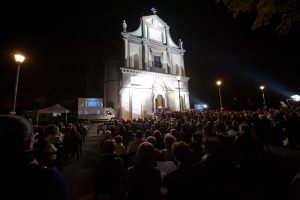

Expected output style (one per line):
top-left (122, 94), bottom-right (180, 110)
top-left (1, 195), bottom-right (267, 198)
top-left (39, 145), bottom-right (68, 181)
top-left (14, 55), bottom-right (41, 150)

top-left (170, 128), bottom-right (180, 141)
top-left (162, 141), bottom-right (200, 200)
top-left (94, 139), bottom-right (123, 200)
top-left (35, 136), bottom-right (58, 163)
top-left (196, 138), bottom-right (227, 196)
top-left (100, 130), bottom-right (112, 150)
top-left (123, 130), bottom-right (134, 148)
top-left (153, 130), bottom-right (165, 150)
top-left (58, 122), bottom-right (66, 134)
top-left (232, 120), bottom-right (240, 132)
top-left (160, 133), bottom-right (177, 162)
top-left (195, 123), bottom-right (203, 136)
top-left (0, 115), bottom-right (69, 200)
top-left (203, 126), bottom-right (215, 139)
top-left (65, 126), bottom-right (81, 158)
top-left (189, 133), bottom-right (205, 164)
top-left (215, 123), bottom-right (234, 158)
top-left (126, 130), bottom-right (144, 155)
top-left (231, 123), bottom-right (255, 165)
top-left (188, 122), bottom-right (197, 134)
top-left (47, 126), bottom-right (63, 144)
top-left (146, 136), bottom-right (162, 164)
top-left (125, 142), bottom-right (162, 200)
top-left (114, 135), bottom-right (126, 156)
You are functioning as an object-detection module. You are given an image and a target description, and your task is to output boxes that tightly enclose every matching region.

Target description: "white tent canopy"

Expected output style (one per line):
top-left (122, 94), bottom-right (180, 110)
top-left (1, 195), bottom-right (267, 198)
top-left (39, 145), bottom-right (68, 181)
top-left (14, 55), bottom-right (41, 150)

top-left (37, 104), bottom-right (71, 124)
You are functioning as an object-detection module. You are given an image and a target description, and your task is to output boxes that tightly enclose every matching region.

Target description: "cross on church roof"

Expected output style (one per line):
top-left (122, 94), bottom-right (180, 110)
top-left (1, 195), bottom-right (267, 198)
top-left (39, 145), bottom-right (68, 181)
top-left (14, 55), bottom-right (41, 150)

top-left (151, 7), bottom-right (157, 15)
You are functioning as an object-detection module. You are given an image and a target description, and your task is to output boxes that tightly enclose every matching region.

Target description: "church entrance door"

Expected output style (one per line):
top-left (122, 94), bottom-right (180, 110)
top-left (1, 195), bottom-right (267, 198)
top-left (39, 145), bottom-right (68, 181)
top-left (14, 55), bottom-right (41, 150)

top-left (155, 94), bottom-right (165, 112)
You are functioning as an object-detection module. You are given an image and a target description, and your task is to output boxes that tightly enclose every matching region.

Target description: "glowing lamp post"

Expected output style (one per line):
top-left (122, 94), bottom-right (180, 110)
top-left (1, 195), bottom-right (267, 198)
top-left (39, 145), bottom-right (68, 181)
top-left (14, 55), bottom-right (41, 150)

top-left (260, 86), bottom-right (266, 108)
top-left (176, 76), bottom-right (182, 112)
top-left (217, 81), bottom-right (223, 111)
top-left (11, 55), bottom-right (25, 115)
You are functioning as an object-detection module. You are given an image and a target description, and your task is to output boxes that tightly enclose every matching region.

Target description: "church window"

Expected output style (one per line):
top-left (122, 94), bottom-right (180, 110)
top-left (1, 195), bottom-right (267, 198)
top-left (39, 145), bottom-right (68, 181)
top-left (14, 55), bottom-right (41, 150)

top-left (154, 56), bottom-right (161, 68)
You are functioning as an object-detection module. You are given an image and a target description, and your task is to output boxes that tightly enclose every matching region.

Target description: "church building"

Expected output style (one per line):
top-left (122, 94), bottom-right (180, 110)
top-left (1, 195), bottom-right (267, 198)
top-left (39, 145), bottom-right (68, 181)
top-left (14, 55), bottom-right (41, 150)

top-left (105, 11), bottom-right (190, 119)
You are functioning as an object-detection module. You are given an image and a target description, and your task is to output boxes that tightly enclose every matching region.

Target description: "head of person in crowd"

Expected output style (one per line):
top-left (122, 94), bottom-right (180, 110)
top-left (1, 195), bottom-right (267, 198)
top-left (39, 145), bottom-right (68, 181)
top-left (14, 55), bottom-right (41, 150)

top-left (170, 129), bottom-right (179, 139)
top-left (215, 123), bottom-right (226, 134)
top-left (137, 142), bottom-right (154, 163)
top-left (145, 129), bottom-right (152, 138)
top-left (196, 123), bottom-right (202, 130)
top-left (146, 136), bottom-right (156, 147)
top-left (202, 138), bottom-right (222, 155)
top-left (164, 133), bottom-right (177, 150)
top-left (126, 130), bottom-right (133, 138)
top-left (203, 126), bottom-right (214, 138)
top-left (0, 115), bottom-right (35, 157)
top-left (135, 130), bottom-right (143, 139)
top-left (114, 135), bottom-right (123, 144)
top-left (191, 133), bottom-right (202, 144)
top-left (35, 136), bottom-right (49, 149)
top-left (153, 130), bottom-right (162, 138)
top-left (239, 123), bottom-right (251, 135)
top-left (102, 139), bottom-right (116, 154)
top-left (172, 141), bottom-right (194, 164)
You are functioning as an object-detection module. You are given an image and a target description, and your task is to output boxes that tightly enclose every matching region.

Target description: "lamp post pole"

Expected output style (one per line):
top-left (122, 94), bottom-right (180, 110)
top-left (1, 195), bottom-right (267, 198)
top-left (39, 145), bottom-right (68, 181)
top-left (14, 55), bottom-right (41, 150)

top-left (260, 86), bottom-right (266, 108)
top-left (217, 81), bottom-right (223, 111)
top-left (176, 76), bottom-right (182, 112)
top-left (12, 55), bottom-right (25, 115)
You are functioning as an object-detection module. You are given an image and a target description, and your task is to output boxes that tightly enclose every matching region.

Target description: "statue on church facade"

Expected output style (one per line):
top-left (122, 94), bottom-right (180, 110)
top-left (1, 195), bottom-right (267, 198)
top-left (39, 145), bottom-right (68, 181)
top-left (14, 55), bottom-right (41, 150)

top-left (179, 39), bottom-right (183, 49)
top-left (122, 20), bottom-right (127, 32)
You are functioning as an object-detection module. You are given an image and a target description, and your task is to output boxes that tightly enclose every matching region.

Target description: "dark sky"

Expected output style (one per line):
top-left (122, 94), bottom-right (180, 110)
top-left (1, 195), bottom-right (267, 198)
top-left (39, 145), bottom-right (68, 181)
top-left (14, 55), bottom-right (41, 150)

top-left (1, 0), bottom-right (300, 110)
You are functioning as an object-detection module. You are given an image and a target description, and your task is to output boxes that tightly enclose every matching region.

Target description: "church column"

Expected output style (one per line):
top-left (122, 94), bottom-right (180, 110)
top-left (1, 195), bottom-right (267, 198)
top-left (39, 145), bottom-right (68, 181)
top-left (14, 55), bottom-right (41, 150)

top-left (181, 52), bottom-right (185, 76)
top-left (165, 27), bottom-right (170, 46)
top-left (123, 37), bottom-right (129, 67)
top-left (143, 41), bottom-right (148, 70)
top-left (139, 43), bottom-right (143, 69)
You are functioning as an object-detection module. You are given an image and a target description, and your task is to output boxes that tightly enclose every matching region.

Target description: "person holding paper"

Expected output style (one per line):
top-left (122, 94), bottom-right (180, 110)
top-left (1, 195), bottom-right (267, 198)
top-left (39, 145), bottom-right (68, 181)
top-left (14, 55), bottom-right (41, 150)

top-left (162, 141), bottom-right (201, 200)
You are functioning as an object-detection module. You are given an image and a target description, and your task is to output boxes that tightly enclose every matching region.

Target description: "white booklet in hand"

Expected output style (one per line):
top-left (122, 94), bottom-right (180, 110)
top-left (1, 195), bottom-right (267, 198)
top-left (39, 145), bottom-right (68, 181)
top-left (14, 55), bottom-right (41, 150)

top-left (156, 161), bottom-right (177, 175)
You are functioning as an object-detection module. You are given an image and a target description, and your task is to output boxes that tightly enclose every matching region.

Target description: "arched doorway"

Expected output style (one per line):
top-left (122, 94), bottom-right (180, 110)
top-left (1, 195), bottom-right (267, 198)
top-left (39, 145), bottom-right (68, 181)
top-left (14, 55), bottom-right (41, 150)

top-left (155, 94), bottom-right (165, 112)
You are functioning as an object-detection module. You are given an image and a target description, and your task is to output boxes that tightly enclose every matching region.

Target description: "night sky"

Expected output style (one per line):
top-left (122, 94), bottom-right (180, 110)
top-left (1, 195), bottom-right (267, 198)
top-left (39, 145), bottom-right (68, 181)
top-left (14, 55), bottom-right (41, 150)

top-left (1, 0), bottom-right (300, 111)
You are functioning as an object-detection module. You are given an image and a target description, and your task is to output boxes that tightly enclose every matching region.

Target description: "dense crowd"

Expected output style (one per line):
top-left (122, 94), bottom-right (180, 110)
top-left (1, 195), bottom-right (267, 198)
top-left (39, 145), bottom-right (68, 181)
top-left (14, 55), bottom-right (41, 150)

top-left (1, 107), bottom-right (300, 200)
top-left (95, 107), bottom-right (300, 199)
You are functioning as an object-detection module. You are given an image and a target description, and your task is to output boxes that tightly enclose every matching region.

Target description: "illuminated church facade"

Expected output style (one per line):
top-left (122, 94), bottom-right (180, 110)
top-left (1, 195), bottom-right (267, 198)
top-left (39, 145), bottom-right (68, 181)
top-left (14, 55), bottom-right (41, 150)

top-left (105, 13), bottom-right (190, 119)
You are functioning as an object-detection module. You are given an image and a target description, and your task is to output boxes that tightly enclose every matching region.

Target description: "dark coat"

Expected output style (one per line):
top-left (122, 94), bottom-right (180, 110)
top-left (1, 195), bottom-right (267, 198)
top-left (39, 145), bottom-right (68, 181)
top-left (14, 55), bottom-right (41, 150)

top-left (94, 154), bottom-right (123, 194)
top-left (1, 151), bottom-right (69, 200)
top-left (196, 155), bottom-right (227, 191)
top-left (163, 163), bottom-right (201, 200)
top-left (125, 161), bottom-right (162, 200)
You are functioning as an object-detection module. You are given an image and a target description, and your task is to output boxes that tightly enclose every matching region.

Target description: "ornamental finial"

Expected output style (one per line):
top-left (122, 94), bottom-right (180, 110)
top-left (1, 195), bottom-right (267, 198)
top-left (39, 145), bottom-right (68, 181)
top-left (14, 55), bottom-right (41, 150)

top-left (151, 7), bottom-right (157, 15)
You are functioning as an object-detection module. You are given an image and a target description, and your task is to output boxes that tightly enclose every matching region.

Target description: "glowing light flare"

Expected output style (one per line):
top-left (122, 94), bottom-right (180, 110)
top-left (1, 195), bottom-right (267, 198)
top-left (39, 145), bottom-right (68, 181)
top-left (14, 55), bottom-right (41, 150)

top-left (216, 81), bottom-right (221, 86)
top-left (14, 55), bottom-right (25, 63)
top-left (291, 95), bottom-right (300, 101)
top-left (260, 86), bottom-right (264, 90)
top-left (203, 104), bottom-right (207, 108)
top-left (176, 76), bottom-right (181, 81)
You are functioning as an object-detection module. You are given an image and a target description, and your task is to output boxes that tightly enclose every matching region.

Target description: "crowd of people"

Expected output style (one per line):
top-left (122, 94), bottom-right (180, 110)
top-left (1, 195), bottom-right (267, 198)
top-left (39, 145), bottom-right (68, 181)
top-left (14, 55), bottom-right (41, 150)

top-left (1, 106), bottom-right (300, 199)
top-left (95, 107), bottom-right (300, 199)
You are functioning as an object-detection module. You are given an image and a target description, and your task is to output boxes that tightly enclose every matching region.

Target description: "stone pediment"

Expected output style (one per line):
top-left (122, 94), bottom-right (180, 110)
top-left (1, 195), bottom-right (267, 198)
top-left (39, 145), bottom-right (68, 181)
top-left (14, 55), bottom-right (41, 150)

top-left (123, 14), bottom-right (179, 49)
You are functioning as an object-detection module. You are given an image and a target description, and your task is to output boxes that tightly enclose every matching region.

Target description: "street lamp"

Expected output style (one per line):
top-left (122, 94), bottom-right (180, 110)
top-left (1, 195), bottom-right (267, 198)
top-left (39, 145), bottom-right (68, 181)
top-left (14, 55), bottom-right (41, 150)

top-left (176, 76), bottom-right (182, 112)
top-left (11, 54), bottom-right (25, 115)
top-left (216, 81), bottom-right (223, 111)
top-left (260, 86), bottom-right (266, 108)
